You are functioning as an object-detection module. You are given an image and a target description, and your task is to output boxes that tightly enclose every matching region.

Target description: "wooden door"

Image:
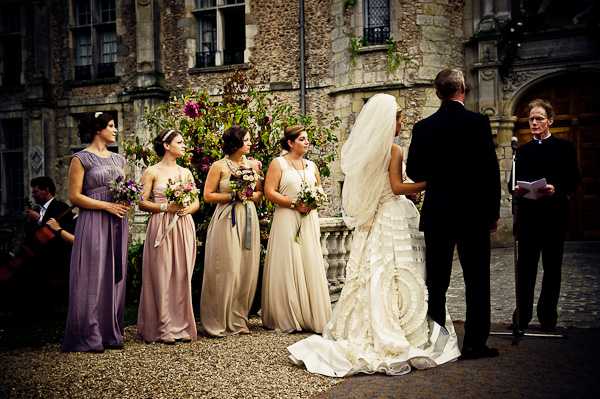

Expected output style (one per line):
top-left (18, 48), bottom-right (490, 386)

top-left (513, 72), bottom-right (600, 240)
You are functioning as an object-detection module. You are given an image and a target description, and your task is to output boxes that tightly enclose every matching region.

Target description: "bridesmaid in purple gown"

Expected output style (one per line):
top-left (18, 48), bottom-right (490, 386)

top-left (62, 112), bottom-right (130, 353)
top-left (137, 129), bottom-right (199, 344)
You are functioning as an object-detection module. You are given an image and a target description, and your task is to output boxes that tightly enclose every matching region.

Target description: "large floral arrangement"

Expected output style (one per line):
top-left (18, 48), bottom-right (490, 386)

top-left (125, 70), bottom-right (340, 257)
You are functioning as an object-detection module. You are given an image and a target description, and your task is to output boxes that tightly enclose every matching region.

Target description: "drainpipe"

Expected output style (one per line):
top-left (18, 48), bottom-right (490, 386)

top-left (299, 0), bottom-right (306, 115)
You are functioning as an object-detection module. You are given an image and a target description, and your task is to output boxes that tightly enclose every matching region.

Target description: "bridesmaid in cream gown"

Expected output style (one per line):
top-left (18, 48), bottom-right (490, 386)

top-left (200, 126), bottom-right (262, 336)
top-left (137, 129), bottom-right (199, 344)
top-left (262, 125), bottom-right (332, 333)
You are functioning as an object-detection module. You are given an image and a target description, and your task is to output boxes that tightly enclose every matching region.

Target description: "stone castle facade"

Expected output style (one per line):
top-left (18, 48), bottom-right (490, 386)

top-left (1, 0), bottom-right (598, 248)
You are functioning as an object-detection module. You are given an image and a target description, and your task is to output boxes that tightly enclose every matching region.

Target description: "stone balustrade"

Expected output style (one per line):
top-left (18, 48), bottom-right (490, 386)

top-left (319, 217), bottom-right (354, 302)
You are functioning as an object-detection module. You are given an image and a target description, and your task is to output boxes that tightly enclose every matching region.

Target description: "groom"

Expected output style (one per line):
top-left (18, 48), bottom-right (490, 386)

top-left (406, 69), bottom-right (501, 359)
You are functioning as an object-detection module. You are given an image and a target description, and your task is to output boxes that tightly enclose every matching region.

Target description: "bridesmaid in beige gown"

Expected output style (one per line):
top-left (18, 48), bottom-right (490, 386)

top-left (137, 129), bottom-right (199, 344)
top-left (262, 125), bottom-right (332, 333)
top-left (200, 126), bottom-right (262, 336)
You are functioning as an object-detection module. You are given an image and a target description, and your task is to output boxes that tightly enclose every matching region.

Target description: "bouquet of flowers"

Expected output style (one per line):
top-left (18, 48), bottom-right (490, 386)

top-left (229, 166), bottom-right (262, 203)
top-left (164, 178), bottom-right (199, 207)
top-left (108, 176), bottom-right (143, 205)
top-left (294, 181), bottom-right (328, 243)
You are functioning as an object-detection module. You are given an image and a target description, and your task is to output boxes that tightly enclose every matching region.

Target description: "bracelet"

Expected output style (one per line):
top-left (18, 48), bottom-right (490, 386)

top-left (159, 203), bottom-right (168, 213)
top-left (56, 228), bottom-right (63, 236)
top-left (290, 199), bottom-right (296, 209)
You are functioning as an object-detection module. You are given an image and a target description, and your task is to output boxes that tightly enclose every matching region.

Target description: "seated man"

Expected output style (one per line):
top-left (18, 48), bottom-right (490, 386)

top-left (17, 176), bottom-right (75, 317)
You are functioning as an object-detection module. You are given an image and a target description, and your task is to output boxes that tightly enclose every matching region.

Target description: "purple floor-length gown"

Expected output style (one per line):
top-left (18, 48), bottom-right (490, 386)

top-left (62, 150), bottom-right (129, 352)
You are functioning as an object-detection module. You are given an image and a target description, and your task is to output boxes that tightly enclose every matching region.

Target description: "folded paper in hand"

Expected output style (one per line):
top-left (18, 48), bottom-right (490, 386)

top-left (517, 178), bottom-right (547, 200)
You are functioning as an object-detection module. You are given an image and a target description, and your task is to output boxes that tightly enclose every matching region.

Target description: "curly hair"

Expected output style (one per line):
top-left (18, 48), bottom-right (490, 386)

top-left (222, 126), bottom-right (247, 155)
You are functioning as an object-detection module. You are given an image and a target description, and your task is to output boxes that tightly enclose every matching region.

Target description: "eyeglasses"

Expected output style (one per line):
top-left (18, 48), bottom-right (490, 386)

top-left (528, 116), bottom-right (547, 122)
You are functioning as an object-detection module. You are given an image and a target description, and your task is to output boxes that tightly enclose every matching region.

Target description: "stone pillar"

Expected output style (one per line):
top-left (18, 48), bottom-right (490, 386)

top-left (320, 217), bottom-right (354, 302)
top-left (490, 115), bottom-right (516, 246)
top-left (135, 0), bottom-right (160, 87)
top-left (129, 0), bottom-right (169, 239)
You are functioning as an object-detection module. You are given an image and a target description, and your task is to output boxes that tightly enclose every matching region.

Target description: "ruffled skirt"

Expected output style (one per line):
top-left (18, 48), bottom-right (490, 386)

top-left (287, 196), bottom-right (460, 377)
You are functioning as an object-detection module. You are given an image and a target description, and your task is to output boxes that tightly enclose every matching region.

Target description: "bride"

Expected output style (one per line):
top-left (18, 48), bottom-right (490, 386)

top-left (287, 94), bottom-right (461, 377)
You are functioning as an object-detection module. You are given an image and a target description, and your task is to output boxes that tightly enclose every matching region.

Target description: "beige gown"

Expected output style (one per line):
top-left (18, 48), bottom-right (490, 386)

top-left (200, 159), bottom-right (260, 336)
top-left (262, 157), bottom-right (332, 333)
top-left (137, 180), bottom-right (198, 343)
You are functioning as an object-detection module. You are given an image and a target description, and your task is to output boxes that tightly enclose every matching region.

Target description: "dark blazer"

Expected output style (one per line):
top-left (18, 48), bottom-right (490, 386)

top-left (512, 135), bottom-right (580, 237)
top-left (406, 101), bottom-right (501, 231)
top-left (25, 198), bottom-right (75, 262)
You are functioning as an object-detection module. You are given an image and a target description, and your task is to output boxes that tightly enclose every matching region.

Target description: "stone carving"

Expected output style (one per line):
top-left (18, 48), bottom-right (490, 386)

top-left (29, 146), bottom-right (44, 176)
top-left (502, 70), bottom-right (539, 99)
top-left (480, 69), bottom-right (496, 81)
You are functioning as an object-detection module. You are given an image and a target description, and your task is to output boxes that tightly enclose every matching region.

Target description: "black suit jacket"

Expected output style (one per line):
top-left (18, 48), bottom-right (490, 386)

top-left (512, 135), bottom-right (580, 237)
top-left (25, 198), bottom-right (75, 265)
top-left (406, 101), bottom-right (501, 231)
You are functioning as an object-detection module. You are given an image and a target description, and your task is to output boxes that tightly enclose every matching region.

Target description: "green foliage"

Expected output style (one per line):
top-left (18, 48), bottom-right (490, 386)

top-left (344, 0), bottom-right (357, 11)
top-left (125, 69), bottom-right (340, 253)
top-left (126, 240), bottom-right (144, 305)
top-left (349, 36), bottom-right (365, 66)
top-left (386, 37), bottom-right (402, 73)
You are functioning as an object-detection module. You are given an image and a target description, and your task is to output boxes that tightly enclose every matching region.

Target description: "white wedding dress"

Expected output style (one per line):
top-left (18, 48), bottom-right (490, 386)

top-left (287, 94), bottom-right (461, 378)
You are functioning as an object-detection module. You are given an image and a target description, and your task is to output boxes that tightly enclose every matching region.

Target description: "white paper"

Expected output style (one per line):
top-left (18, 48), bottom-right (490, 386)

top-left (516, 178), bottom-right (547, 200)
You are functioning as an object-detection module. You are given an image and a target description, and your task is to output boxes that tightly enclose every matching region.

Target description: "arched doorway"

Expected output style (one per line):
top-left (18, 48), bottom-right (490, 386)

top-left (513, 71), bottom-right (600, 240)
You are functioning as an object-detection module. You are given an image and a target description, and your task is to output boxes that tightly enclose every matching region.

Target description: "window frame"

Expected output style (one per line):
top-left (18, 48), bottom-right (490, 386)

top-left (362, 0), bottom-right (391, 46)
top-left (70, 0), bottom-right (117, 81)
top-left (192, 0), bottom-right (246, 69)
top-left (0, 118), bottom-right (25, 216)
top-left (0, 4), bottom-right (23, 88)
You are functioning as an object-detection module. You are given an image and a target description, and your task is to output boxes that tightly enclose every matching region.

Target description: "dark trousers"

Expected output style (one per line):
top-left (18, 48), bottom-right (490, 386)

top-left (425, 227), bottom-right (491, 349)
top-left (514, 227), bottom-right (565, 329)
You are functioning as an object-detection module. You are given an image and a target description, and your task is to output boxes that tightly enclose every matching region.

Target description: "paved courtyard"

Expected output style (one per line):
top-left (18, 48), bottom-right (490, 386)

top-left (447, 241), bottom-right (600, 328)
top-left (1, 242), bottom-right (598, 398)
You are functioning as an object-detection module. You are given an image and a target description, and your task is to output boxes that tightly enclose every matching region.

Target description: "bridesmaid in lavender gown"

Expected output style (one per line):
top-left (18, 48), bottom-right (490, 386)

top-left (62, 112), bottom-right (130, 353)
top-left (137, 129), bottom-right (199, 344)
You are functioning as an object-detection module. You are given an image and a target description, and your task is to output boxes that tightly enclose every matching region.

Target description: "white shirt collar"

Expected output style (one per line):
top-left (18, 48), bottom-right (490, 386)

top-left (38, 197), bottom-right (54, 223)
top-left (450, 99), bottom-right (465, 106)
top-left (41, 197), bottom-right (54, 210)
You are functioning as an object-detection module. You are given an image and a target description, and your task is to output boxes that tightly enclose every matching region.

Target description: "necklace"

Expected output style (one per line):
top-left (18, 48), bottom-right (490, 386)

top-left (285, 156), bottom-right (306, 183)
top-left (225, 155), bottom-right (247, 174)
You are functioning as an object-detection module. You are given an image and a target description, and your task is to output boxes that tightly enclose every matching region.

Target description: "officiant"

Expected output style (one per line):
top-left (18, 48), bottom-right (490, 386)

top-left (511, 98), bottom-right (580, 333)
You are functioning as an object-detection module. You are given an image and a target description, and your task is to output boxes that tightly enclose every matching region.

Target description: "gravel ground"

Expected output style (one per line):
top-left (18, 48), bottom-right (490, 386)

top-left (0, 318), bottom-right (339, 399)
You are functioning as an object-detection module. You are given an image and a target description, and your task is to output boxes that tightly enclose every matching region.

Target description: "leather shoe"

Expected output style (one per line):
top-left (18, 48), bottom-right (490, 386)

top-left (459, 346), bottom-right (499, 360)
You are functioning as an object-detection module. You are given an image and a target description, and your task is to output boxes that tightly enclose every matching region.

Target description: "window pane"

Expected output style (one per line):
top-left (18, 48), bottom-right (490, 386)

top-left (100, 29), bottom-right (117, 63)
top-left (0, 119), bottom-right (23, 150)
top-left (75, 31), bottom-right (92, 66)
top-left (74, 0), bottom-right (91, 25)
top-left (222, 7), bottom-right (245, 65)
top-left (0, 6), bottom-right (20, 33)
top-left (99, 0), bottom-right (116, 23)
top-left (196, 11), bottom-right (217, 67)
top-left (195, 0), bottom-right (216, 9)
top-left (0, 119), bottom-right (24, 214)
top-left (223, 0), bottom-right (245, 5)
top-left (1, 36), bottom-right (22, 87)
top-left (363, 0), bottom-right (390, 45)
top-left (2, 151), bottom-right (24, 212)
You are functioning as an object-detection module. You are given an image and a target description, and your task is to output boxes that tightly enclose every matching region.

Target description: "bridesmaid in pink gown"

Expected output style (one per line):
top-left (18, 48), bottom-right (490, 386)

top-left (137, 129), bottom-right (200, 344)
